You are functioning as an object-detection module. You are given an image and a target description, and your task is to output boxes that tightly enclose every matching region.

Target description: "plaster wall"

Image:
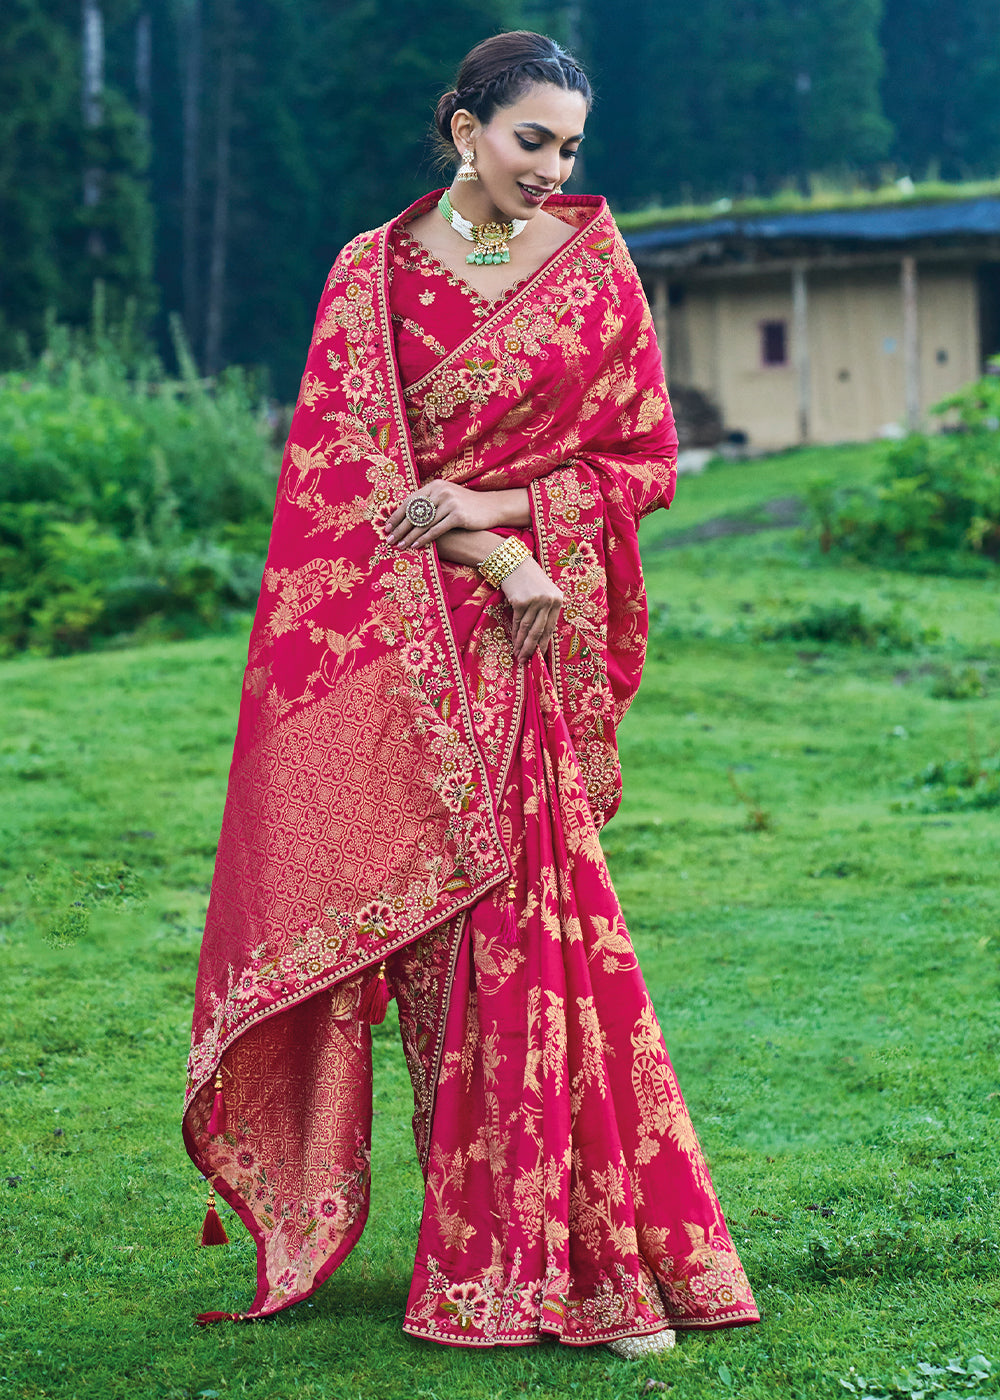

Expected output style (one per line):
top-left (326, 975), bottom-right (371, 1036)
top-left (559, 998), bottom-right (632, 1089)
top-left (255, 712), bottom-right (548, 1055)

top-left (663, 262), bottom-right (981, 450)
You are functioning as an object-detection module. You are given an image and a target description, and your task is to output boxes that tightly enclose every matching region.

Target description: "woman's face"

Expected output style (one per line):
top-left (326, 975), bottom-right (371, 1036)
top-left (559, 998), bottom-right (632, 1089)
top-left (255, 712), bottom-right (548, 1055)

top-left (453, 83), bottom-right (588, 221)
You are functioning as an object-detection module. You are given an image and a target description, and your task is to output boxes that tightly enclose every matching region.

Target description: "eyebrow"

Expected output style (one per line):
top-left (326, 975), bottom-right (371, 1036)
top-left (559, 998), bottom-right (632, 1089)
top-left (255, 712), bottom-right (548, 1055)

top-left (514, 122), bottom-right (586, 143)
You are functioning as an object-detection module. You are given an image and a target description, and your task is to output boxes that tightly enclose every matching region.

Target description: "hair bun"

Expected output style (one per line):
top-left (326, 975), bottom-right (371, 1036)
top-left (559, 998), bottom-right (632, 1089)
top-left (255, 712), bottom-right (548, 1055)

top-left (434, 89), bottom-right (461, 142)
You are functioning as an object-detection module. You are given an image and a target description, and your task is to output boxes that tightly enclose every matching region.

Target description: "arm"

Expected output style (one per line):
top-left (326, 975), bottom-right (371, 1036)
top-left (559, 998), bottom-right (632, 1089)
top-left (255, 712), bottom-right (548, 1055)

top-left (383, 502), bottom-right (562, 663)
top-left (383, 482), bottom-right (530, 548)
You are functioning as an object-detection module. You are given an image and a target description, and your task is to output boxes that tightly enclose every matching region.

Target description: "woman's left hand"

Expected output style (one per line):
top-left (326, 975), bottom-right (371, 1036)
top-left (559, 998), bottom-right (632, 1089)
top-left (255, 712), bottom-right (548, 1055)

top-left (385, 482), bottom-right (529, 549)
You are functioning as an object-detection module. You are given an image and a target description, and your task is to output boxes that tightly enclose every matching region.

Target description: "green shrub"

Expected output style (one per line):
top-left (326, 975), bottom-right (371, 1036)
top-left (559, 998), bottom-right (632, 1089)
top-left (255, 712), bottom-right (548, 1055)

top-left (0, 317), bottom-right (278, 653)
top-left (808, 362), bottom-right (1000, 570)
top-left (906, 749), bottom-right (1000, 813)
top-left (929, 663), bottom-right (987, 700)
top-left (752, 599), bottom-right (930, 650)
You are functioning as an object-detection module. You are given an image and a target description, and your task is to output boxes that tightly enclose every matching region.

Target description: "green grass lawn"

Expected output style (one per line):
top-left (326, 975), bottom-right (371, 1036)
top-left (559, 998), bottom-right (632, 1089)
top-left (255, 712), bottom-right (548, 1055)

top-left (2, 446), bottom-right (999, 1400)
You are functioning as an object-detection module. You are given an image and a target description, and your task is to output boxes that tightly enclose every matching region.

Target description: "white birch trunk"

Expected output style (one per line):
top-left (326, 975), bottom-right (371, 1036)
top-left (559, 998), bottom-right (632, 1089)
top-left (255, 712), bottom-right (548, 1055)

top-left (81, 0), bottom-right (104, 256)
top-left (204, 2), bottom-right (236, 375)
top-left (181, 0), bottom-right (203, 355)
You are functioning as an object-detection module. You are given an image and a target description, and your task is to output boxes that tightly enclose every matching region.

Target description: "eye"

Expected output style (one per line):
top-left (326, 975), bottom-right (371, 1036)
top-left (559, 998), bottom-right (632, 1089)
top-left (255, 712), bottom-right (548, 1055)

top-left (517, 136), bottom-right (541, 151)
top-left (561, 148), bottom-right (579, 160)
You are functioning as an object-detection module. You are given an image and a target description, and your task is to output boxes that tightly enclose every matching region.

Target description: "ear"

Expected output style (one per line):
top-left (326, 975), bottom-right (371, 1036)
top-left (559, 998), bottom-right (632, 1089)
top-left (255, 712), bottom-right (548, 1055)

top-left (450, 108), bottom-right (478, 152)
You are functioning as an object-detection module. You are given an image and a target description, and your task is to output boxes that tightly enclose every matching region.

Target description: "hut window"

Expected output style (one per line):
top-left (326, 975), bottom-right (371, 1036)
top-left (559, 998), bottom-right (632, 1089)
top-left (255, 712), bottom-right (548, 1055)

top-left (760, 320), bottom-right (788, 366)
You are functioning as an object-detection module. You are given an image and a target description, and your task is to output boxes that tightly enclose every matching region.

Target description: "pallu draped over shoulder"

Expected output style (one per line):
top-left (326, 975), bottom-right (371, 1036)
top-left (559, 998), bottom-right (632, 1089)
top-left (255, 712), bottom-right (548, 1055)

top-left (183, 190), bottom-right (760, 1344)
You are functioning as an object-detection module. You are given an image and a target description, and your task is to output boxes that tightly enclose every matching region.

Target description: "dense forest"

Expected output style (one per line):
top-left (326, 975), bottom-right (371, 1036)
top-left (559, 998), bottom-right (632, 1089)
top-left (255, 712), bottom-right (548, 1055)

top-left (3, 0), bottom-right (1000, 395)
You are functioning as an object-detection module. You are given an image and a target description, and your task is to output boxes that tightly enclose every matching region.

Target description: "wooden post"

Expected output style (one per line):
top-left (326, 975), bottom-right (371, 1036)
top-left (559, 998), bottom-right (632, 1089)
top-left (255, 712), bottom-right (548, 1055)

top-left (792, 263), bottom-right (810, 443)
top-left (902, 255), bottom-right (921, 430)
top-left (652, 275), bottom-right (670, 378)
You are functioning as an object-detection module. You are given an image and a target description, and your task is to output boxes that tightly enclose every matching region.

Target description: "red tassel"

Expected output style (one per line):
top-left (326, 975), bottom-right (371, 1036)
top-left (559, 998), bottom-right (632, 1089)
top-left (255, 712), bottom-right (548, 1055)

top-left (498, 900), bottom-right (519, 946)
top-left (359, 962), bottom-right (392, 1024)
top-left (195, 1311), bottom-right (241, 1326)
top-left (207, 1070), bottom-right (226, 1135)
top-left (201, 1187), bottom-right (229, 1246)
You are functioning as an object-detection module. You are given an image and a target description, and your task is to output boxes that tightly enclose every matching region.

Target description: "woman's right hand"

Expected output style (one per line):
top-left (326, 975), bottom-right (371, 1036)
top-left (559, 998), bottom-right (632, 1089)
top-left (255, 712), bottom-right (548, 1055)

top-left (501, 557), bottom-right (563, 662)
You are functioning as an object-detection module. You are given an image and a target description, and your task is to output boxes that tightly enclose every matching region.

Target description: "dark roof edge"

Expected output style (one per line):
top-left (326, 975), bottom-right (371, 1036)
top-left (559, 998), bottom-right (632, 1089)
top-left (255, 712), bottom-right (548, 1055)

top-left (624, 197), bottom-right (1000, 254)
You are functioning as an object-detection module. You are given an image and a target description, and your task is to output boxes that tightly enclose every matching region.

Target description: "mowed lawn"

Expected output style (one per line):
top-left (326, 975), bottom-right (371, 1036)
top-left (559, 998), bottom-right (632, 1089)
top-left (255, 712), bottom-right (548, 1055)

top-left (1, 445), bottom-right (999, 1400)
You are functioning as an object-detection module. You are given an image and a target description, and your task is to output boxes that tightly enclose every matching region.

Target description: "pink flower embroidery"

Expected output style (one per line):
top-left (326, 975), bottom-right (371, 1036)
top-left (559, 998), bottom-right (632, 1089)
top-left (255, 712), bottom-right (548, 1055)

top-left (341, 366), bottom-right (375, 401)
top-left (443, 1281), bottom-right (487, 1329)
top-left (439, 773), bottom-right (476, 813)
top-left (561, 275), bottom-right (598, 308)
top-left (400, 637), bottom-right (435, 673)
top-left (356, 902), bottom-right (392, 938)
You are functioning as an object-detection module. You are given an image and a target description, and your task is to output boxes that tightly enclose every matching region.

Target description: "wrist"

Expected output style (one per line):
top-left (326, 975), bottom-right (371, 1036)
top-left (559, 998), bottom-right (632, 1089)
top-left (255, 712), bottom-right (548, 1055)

top-left (434, 528), bottom-right (504, 568)
top-left (479, 536), bottom-right (531, 588)
top-left (491, 488), bottom-right (531, 529)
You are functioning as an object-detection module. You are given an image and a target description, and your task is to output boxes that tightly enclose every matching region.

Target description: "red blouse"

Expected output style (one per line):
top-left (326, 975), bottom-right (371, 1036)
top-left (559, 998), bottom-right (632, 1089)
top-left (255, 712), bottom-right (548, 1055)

top-left (387, 223), bottom-right (529, 390)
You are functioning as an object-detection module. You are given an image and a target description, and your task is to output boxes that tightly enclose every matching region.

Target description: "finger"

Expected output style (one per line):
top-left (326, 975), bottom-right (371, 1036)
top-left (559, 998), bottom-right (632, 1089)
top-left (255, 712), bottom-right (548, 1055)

top-left (387, 510), bottom-right (429, 546)
top-left (412, 509), bottom-right (459, 547)
top-left (521, 601), bottom-right (559, 660)
top-left (388, 521), bottom-right (418, 548)
top-left (510, 602), bottom-right (528, 640)
top-left (518, 621), bottom-right (547, 661)
top-left (514, 605), bottom-right (542, 659)
top-left (385, 486), bottom-right (442, 542)
top-left (401, 507), bottom-right (456, 550)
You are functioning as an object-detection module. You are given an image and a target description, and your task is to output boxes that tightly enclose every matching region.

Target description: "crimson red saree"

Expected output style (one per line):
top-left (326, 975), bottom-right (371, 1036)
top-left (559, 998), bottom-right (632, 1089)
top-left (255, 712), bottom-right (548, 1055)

top-left (183, 190), bottom-right (759, 1343)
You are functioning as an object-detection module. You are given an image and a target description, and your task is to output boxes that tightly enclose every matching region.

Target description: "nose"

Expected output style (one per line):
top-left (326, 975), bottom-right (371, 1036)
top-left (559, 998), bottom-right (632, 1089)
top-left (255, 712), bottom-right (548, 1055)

top-left (533, 149), bottom-right (563, 188)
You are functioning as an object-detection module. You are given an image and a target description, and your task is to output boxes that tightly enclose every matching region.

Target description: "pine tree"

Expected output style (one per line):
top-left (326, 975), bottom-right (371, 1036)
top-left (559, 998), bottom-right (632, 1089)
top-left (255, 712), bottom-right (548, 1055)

top-left (0, 0), bottom-right (155, 360)
top-left (882, 0), bottom-right (1000, 178)
top-left (582, 0), bottom-right (890, 208)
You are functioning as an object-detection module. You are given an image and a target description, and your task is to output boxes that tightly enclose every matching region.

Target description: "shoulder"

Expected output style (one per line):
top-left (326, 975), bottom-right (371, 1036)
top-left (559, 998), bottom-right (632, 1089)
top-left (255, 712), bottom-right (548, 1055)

top-left (594, 211), bottom-right (647, 303)
top-left (328, 223), bottom-right (389, 279)
top-left (327, 193), bottom-right (443, 280)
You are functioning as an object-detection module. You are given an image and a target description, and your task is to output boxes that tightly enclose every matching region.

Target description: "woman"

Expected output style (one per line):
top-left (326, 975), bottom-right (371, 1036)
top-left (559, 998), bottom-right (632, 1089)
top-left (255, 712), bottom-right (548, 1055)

top-left (184, 31), bottom-right (759, 1354)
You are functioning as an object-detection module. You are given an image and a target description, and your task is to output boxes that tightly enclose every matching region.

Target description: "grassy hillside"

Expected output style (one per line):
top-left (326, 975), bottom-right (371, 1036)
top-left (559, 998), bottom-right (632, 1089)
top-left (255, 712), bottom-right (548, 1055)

top-left (1, 445), bottom-right (999, 1399)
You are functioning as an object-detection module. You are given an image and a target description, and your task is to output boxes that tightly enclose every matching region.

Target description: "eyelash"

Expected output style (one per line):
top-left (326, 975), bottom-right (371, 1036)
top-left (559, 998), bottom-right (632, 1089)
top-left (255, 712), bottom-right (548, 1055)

top-left (516, 136), bottom-right (578, 159)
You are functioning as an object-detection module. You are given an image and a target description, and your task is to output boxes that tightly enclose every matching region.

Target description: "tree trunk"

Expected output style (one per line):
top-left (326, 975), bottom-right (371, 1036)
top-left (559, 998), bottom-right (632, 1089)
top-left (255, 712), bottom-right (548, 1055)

top-left (180, 0), bottom-right (203, 357)
top-left (81, 0), bottom-right (104, 256)
top-left (204, 0), bottom-right (236, 375)
top-left (135, 10), bottom-right (152, 129)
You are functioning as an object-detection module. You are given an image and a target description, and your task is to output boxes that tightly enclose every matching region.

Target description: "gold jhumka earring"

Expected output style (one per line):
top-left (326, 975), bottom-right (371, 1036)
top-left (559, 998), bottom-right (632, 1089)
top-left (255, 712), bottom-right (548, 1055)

top-left (456, 145), bottom-right (479, 182)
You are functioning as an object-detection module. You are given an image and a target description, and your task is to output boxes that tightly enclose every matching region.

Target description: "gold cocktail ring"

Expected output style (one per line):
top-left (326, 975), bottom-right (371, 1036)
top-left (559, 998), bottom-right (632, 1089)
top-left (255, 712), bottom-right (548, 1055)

top-left (404, 496), bottom-right (437, 528)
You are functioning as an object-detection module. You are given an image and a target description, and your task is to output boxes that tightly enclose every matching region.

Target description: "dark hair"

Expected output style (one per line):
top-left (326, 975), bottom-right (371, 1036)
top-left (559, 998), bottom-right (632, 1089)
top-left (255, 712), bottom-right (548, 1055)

top-left (434, 31), bottom-right (592, 162)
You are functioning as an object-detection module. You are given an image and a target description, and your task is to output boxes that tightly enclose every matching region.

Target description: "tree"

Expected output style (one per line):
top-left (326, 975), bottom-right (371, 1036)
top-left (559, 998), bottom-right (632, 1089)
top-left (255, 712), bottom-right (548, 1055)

top-left (0, 0), bottom-right (154, 360)
top-left (881, 0), bottom-right (1000, 178)
top-left (581, 0), bottom-right (890, 207)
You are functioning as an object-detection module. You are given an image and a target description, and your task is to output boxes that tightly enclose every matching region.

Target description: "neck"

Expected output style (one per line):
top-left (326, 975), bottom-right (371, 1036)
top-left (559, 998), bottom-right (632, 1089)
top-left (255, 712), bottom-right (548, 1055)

top-left (447, 182), bottom-right (517, 228)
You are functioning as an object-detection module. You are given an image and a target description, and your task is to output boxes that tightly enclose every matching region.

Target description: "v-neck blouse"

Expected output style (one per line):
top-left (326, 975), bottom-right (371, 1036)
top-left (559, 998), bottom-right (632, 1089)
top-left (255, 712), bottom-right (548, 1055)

top-left (387, 224), bottom-right (530, 392)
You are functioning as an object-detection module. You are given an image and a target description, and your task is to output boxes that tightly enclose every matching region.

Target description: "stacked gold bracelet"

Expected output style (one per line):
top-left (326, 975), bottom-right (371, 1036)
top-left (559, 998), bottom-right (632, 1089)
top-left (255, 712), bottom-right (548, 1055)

top-left (478, 537), bottom-right (530, 588)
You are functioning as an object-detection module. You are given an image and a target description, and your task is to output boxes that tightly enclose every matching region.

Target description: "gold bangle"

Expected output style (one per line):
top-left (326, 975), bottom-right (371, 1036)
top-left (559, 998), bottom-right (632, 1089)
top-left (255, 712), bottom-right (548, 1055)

top-left (479, 537), bottom-right (530, 588)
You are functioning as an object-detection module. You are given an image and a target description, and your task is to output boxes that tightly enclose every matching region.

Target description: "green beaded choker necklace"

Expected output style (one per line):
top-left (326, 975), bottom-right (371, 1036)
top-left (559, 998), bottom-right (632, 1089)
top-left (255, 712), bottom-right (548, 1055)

top-left (438, 191), bottom-right (528, 266)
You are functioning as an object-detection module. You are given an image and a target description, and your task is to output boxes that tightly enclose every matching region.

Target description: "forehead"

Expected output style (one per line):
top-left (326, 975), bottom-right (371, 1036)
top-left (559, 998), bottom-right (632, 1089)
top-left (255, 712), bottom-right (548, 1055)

top-left (494, 83), bottom-right (588, 139)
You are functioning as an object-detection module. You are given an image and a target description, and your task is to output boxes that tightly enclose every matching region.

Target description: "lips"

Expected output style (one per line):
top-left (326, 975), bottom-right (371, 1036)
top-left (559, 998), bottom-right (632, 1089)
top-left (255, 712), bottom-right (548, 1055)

top-left (518, 183), bottom-right (552, 206)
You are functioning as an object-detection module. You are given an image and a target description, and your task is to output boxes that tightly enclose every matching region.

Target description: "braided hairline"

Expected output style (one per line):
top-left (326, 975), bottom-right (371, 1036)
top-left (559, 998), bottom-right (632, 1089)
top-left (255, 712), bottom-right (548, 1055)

top-left (456, 57), bottom-right (588, 116)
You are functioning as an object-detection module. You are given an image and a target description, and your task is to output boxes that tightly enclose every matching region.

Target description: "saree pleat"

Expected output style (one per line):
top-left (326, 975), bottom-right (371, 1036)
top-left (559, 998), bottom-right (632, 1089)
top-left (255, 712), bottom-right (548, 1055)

top-left (183, 191), bottom-right (759, 1338)
top-left (397, 642), bottom-right (756, 1343)
top-left (389, 232), bottom-right (756, 1342)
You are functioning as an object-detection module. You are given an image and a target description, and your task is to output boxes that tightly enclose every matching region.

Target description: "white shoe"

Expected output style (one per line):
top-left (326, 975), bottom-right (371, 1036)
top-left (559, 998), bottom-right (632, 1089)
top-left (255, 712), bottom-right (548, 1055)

top-left (606, 1328), bottom-right (676, 1359)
